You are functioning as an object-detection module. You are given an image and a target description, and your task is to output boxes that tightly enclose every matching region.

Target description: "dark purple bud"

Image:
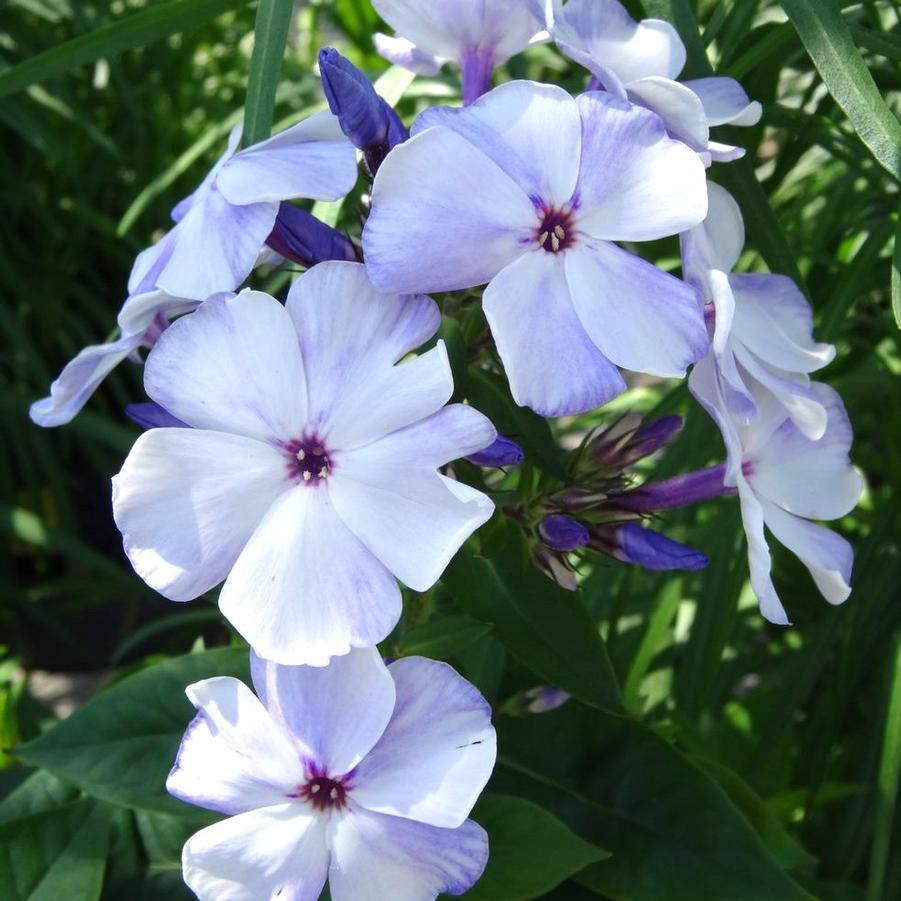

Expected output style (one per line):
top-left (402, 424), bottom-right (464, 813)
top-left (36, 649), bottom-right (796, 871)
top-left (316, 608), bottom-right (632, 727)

top-left (615, 463), bottom-right (732, 513)
top-left (466, 435), bottom-right (524, 468)
top-left (265, 203), bottom-right (357, 269)
top-left (591, 413), bottom-right (683, 469)
top-left (539, 515), bottom-right (590, 552)
top-left (126, 402), bottom-right (187, 430)
top-left (627, 415), bottom-right (684, 463)
top-left (460, 48), bottom-right (495, 105)
top-left (615, 523), bottom-right (708, 571)
top-left (319, 48), bottom-right (407, 173)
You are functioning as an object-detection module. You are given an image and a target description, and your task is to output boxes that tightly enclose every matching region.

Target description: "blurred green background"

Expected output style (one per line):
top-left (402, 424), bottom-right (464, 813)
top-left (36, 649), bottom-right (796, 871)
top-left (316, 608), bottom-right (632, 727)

top-left (1, 1), bottom-right (900, 899)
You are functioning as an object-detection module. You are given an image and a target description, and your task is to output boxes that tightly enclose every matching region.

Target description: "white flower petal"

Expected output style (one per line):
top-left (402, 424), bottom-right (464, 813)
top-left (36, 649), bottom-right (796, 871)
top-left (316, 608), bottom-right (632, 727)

top-left (737, 480), bottom-right (789, 625)
top-left (683, 76), bottom-right (762, 127)
top-left (128, 190), bottom-right (277, 300)
top-left (575, 91), bottom-right (708, 241)
top-left (329, 416), bottom-right (495, 592)
top-left (285, 261), bottom-right (448, 449)
top-left (167, 676), bottom-right (301, 815)
top-left (760, 499), bottom-right (854, 606)
top-left (746, 383), bottom-right (863, 520)
top-left (626, 76), bottom-right (709, 152)
top-left (249, 647), bottom-right (396, 777)
top-left (144, 291), bottom-right (307, 441)
top-left (413, 81), bottom-right (582, 207)
top-left (328, 808), bottom-right (488, 901)
top-left (29, 333), bottom-right (142, 427)
top-left (483, 251), bottom-right (626, 416)
top-left (363, 125), bottom-right (534, 293)
top-left (680, 182), bottom-right (745, 285)
top-left (730, 273), bottom-right (835, 374)
top-left (707, 140), bottom-right (747, 162)
top-left (217, 111), bottom-right (358, 205)
top-left (566, 241), bottom-right (708, 377)
top-left (170, 123), bottom-right (242, 224)
top-left (183, 804), bottom-right (329, 901)
top-left (373, 33), bottom-right (444, 74)
top-left (352, 657), bottom-right (496, 829)
top-left (219, 486), bottom-right (401, 666)
top-left (112, 428), bottom-right (287, 601)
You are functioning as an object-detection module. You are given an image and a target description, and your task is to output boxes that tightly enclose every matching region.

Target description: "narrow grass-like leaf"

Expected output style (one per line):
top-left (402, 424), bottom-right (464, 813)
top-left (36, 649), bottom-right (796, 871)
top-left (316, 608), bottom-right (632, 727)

top-left (892, 212), bottom-right (901, 329)
top-left (867, 633), bottom-right (901, 901)
top-left (780, 0), bottom-right (901, 181)
top-left (0, 0), bottom-right (246, 98)
top-left (242, 0), bottom-right (294, 147)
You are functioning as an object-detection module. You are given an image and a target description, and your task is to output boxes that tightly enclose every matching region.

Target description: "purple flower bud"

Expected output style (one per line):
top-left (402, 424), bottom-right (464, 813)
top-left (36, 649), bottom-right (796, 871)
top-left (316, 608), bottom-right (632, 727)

top-left (523, 685), bottom-right (571, 714)
top-left (539, 515), bottom-right (590, 552)
top-left (126, 402), bottom-right (187, 430)
top-left (627, 415), bottom-right (684, 462)
top-left (615, 523), bottom-right (708, 571)
top-left (265, 203), bottom-right (357, 269)
top-left (466, 435), bottom-right (524, 468)
top-left (591, 413), bottom-right (683, 469)
top-left (615, 463), bottom-right (732, 513)
top-left (318, 48), bottom-right (408, 173)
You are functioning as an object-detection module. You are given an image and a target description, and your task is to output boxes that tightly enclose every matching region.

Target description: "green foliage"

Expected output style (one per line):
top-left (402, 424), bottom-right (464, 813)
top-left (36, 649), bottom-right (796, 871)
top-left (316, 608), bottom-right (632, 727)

top-left (2, 0), bottom-right (900, 899)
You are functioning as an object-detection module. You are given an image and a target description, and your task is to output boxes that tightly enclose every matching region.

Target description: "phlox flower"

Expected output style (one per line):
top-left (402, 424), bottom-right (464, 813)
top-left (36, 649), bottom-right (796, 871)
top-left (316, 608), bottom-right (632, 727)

top-left (29, 289), bottom-right (198, 427)
top-left (112, 261), bottom-right (495, 665)
top-left (547, 0), bottom-right (762, 162)
top-left (129, 113), bottom-right (357, 300)
top-left (683, 182), bottom-right (836, 439)
top-left (168, 648), bottom-right (495, 901)
top-left (691, 363), bottom-right (863, 624)
top-left (372, 0), bottom-right (545, 103)
top-left (363, 80), bottom-right (709, 417)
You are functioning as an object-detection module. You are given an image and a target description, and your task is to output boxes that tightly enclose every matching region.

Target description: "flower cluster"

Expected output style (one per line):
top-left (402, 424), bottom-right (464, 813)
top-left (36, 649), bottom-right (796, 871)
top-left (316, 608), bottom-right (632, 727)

top-left (30, 0), bottom-right (863, 897)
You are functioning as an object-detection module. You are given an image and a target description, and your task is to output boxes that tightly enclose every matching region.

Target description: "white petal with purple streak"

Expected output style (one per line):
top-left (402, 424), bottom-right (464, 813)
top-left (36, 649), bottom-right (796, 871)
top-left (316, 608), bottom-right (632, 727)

top-left (683, 76), bottom-right (762, 126)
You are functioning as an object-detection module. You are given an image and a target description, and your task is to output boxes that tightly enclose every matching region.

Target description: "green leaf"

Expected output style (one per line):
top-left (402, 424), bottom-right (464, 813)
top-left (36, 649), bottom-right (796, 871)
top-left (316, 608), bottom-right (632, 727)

top-left (466, 369), bottom-right (566, 480)
top-left (398, 615), bottom-right (493, 661)
top-left (892, 212), bottom-right (901, 329)
top-left (0, 800), bottom-right (110, 901)
top-left (780, 0), bottom-right (901, 181)
top-left (443, 523), bottom-right (624, 714)
top-left (0, 0), bottom-right (247, 99)
top-left (0, 769), bottom-right (77, 826)
top-left (498, 704), bottom-right (814, 901)
top-left (242, 0), bottom-right (295, 147)
top-left (463, 794), bottom-right (609, 901)
top-left (15, 649), bottom-right (248, 815)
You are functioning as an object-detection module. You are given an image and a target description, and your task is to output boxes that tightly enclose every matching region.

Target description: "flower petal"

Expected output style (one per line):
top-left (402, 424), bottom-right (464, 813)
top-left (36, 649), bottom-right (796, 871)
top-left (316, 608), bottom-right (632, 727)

top-left (128, 190), bottom-right (277, 300)
top-left (249, 647), bottom-right (396, 777)
top-left (329, 415), bottom-right (495, 592)
top-left (566, 241), bottom-right (708, 377)
top-left (760, 499), bottom-right (854, 606)
top-left (285, 261), bottom-right (449, 449)
top-left (373, 33), bottom-right (444, 74)
top-left (166, 676), bottom-right (301, 815)
top-left (575, 91), bottom-right (708, 241)
top-left (219, 486), bottom-right (401, 666)
top-left (737, 480), bottom-right (789, 625)
top-left (112, 428), bottom-right (287, 601)
top-left (183, 804), bottom-right (329, 901)
top-left (730, 273), bottom-right (835, 374)
top-left (328, 808), bottom-right (488, 901)
top-left (413, 81), bottom-right (582, 207)
top-left (626, 76), bottom-right (708, 152)
top-left (363, 125), bottom-right (534, 293)
top-left (217, 111), bottom-right (358, 205)
top-left (351, 657), bottom-right (496, 828)
top-left (680, 181), bottom-right (745, 285)
top-left (29, 333), bottom-right (141, 427)
top-left (483, 251), bottom-right (626, 416)
top-left (746, 383), bottom-right (863, 520)
top-left (683, 76), bottom-right (762, 127)
top-left (144, 291), bottom-right (307, 441)
top-left (170, 123), bottom-right (242, 224)
top-left (552, 0), bottom-right (686, 82)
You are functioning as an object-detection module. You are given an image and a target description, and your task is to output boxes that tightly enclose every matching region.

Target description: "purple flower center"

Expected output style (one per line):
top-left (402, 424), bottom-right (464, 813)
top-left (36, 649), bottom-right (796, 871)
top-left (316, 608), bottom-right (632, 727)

top-left (296, 773), bottom-right (349, 811)
top-left (284, 436), bottom-right (333, 485)
top-left (535, 206), bottom-right (576, 253)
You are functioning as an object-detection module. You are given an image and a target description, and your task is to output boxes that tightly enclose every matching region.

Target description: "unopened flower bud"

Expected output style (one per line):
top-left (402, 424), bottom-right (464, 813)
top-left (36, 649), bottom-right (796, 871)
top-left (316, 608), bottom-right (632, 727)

top-left (539, 515), bottom-right (590, 552)
top-left (265, 203), bottom-right (357, 269)
top-left (613, 523), bottom-right (708, 571)
top-left (523, 685), bottom-right (571, 714)
top-left (466, 435), bottom-right (524, 468)
top-left (615, 463), bottom-right (731, 514)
